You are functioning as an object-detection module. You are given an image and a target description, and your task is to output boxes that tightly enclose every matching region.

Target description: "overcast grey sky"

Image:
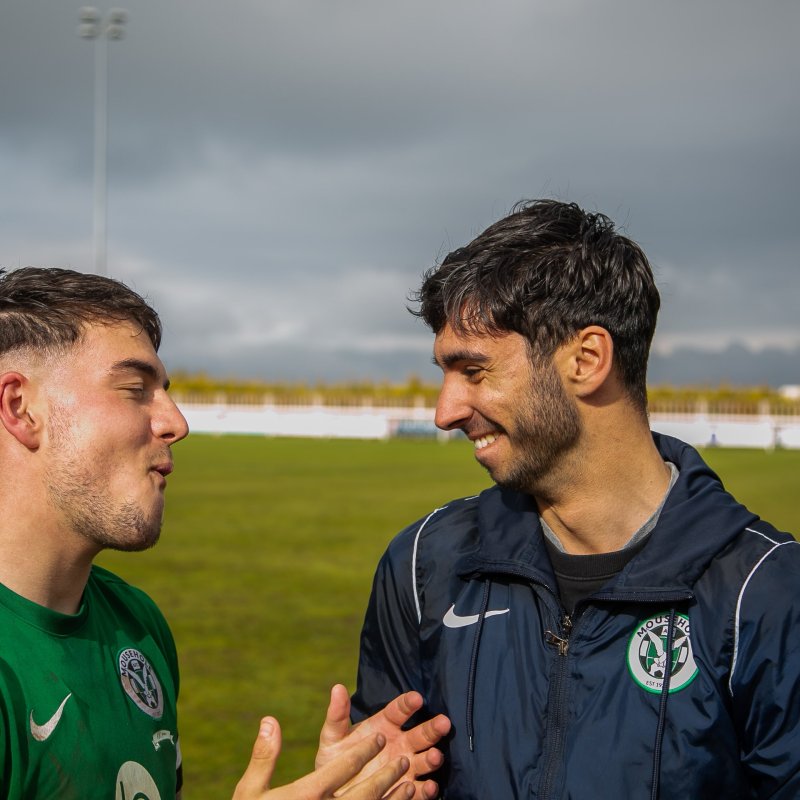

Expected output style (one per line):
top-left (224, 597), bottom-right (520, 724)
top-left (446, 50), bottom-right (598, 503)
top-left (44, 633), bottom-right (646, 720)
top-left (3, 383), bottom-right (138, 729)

top-left (2, 1), bottom-right (798, 385)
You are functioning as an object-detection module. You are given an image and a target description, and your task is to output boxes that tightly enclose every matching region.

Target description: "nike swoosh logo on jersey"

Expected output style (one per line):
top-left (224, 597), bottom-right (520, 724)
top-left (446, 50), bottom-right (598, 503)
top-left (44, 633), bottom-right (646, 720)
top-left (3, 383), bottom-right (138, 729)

top-left (30, 693), bottom-right (72, 742)
top-left (443, 604), bottom-right (510, 628)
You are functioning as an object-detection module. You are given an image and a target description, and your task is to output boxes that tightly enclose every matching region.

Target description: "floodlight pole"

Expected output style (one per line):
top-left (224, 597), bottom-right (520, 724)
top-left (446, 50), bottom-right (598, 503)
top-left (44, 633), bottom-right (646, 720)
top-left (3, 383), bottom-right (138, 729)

top-left (79, 7), bottom-right (127, 275)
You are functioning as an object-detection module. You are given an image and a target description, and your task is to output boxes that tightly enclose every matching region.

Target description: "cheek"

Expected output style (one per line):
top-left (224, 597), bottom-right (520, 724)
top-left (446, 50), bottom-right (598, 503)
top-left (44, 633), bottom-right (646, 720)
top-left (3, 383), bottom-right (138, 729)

top-left (65, 420), bottom-right (150, 475)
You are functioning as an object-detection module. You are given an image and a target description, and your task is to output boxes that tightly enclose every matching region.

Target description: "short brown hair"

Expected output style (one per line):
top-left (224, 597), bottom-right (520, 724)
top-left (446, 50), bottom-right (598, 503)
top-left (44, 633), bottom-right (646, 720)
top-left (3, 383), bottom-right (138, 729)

top-left (0, 267), bottom-right (161, 357)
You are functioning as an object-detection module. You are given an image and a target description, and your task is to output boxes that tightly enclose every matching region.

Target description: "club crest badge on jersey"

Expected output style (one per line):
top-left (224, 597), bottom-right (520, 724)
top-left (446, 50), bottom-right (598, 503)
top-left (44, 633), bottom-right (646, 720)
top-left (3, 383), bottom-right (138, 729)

top-left (118, 648), bottom-right (164, 718)
top-left (627, 613), bottom-right (698, 694)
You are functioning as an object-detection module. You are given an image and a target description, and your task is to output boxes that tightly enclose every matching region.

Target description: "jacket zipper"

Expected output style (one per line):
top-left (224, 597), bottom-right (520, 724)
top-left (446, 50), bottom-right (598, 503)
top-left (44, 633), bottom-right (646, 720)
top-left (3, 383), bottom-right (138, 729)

top-left (539, 611), bottom-right (574, 799)
top-left (544, 613), bottom-right (572, 655)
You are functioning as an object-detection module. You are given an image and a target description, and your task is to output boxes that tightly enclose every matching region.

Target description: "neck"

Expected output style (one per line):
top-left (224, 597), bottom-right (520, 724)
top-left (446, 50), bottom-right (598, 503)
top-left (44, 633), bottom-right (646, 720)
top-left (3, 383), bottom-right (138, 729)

top-left (0, 544), bottom-right (93, 615)
top-left (0, 486), bottom-right (97, 615)
top-left (535, 413), bottom-right (671, 555)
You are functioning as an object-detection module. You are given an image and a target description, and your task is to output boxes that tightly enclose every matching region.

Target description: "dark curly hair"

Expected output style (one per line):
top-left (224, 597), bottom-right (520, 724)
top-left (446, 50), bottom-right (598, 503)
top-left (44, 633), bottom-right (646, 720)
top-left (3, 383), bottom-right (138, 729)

top-left (412, 199), bottom-right (660, 411)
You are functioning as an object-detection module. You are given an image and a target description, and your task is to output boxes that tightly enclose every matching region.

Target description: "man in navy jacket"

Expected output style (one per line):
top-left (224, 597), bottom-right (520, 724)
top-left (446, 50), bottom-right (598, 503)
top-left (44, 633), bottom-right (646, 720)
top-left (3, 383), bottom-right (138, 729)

top-left (351, 200), bottom-right (799, 798)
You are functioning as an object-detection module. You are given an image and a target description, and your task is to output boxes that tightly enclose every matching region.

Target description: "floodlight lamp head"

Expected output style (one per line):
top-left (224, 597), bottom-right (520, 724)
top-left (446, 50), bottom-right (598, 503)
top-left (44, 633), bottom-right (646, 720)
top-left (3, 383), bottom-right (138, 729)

top-left (108, 9), bottom-right (128, 25)
top-left (79, 6), bottom-right (100, 23)
top-left (107, 24), bottom-right (125, 40)
top-left (78, 6), bottom-right (100, 38)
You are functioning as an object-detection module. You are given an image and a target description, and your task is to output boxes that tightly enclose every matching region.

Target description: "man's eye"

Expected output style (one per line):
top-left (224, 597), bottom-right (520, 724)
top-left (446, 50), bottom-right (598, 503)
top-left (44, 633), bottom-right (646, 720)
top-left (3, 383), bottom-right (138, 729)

top-left (463, 367), bottom-right (483, 380)
top-left (123, 386), bottom-right (146, 396)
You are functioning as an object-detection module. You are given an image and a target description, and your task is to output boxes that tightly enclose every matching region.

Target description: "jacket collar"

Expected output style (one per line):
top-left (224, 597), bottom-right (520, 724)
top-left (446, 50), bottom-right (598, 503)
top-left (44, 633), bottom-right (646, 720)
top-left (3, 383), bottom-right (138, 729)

top-left (461, 433), bottom-right (757, 593)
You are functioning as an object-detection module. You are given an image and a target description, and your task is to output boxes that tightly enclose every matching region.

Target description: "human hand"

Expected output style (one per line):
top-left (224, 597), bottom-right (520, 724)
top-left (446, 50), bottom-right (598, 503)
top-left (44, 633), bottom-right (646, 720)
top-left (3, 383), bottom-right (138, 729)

top-left (315, 685), bottom-right (452, 800)
top-left (233, 716), bottom-right (416, 800)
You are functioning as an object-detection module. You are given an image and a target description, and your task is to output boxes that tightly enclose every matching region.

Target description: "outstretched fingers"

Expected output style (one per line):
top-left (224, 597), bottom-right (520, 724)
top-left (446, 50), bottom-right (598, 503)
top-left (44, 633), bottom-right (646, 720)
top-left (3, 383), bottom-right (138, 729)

top-left (371, 692), bottom-right (451, 750)
top-left (402, 713), bottom-right (452, 756)
top-left (373, 691), bottom-right (425, 729)
top-left (407, 746), bottom-right (445, 782)
top-left (315, 689), bottom-right (451, 800)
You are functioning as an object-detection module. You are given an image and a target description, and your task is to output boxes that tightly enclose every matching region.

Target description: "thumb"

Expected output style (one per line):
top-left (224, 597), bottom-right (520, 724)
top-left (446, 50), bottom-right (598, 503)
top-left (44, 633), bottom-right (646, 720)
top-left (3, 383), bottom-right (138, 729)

top-left (318, 684), bottom-right (352, 754)
top-left (233, 717), bottom-right (282, 799)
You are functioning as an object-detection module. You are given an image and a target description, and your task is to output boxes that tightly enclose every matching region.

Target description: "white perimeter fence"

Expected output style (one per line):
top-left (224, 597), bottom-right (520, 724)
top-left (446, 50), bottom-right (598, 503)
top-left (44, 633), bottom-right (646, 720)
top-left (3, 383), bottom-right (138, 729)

top-left (178, 402), bottom-right (800, 449)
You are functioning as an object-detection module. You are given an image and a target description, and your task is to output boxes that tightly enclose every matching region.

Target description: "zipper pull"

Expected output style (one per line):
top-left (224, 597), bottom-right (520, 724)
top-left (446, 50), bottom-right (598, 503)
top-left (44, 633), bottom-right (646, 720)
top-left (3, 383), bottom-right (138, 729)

top-left (562, 614), bottom-right (573, 636)
top-left (544, 630), bottom-right (569, 656)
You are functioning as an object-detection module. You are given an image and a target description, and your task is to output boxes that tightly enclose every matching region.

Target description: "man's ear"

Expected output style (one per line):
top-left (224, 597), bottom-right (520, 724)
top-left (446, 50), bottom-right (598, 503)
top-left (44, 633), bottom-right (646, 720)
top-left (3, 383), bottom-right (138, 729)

top-left (0, 372), bottom-right (42, 449)
top-left (562, 326), bottom-right (615, 398)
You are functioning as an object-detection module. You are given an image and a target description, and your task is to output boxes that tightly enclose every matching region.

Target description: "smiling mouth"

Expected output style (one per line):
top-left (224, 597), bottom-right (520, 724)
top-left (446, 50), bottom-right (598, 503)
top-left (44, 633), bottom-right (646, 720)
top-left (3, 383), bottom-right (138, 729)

top-left (474, 433), bottom-right (498, 450)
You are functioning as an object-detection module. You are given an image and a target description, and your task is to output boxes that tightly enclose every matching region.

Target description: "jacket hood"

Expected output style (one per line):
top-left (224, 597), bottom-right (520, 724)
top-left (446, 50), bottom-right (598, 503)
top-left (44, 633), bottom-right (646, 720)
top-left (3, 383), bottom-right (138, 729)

top-left (462, 433), bottom-right (758, 594)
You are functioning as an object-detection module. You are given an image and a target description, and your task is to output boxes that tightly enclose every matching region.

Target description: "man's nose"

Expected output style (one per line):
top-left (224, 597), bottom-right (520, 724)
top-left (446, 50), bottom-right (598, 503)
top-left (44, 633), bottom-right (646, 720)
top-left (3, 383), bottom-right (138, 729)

top-left (153, 393), bottom-right (190, 444)
top-left (434, 375), bottom-right (473, 431)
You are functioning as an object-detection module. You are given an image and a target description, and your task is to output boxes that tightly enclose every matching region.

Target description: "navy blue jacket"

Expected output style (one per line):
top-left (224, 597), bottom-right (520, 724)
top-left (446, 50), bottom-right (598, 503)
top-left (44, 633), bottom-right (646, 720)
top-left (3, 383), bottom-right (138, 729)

top-left (352, 435), bottom-right (800, 798)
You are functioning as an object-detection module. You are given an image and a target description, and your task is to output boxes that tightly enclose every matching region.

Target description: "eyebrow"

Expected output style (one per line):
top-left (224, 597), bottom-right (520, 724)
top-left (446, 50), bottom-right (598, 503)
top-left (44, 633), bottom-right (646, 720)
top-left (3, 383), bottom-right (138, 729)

top-left (109, 358), bottom-right (170, 390)
top-left (432, 349), bottom-right (491, 369)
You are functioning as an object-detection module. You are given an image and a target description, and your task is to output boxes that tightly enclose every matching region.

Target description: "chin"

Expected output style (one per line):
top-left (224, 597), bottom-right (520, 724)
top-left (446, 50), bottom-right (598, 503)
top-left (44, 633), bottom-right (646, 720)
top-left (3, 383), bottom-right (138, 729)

top-left (134, 516), bottom-right (163, 551)
top-left (101, 508), bottom-right (163, 553)
top-left (112, 527), bottom-right (162, 553)
top-left (492, 462), bottom-right (541, 494)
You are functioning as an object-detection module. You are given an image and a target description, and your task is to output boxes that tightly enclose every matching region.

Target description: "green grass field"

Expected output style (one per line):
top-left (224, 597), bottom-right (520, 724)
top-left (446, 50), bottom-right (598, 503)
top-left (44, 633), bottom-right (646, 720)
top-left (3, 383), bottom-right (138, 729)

top-left (96, 436), bottom-right (799, 797)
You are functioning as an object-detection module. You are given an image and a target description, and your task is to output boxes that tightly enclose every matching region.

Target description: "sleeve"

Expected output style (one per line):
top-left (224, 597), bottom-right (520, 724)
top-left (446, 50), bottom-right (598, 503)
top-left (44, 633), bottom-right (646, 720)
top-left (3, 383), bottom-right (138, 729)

top-left (729, 539), bottom-right (800, 798)
top-left (0, 658), bottom-right (27, 799)
top-left (351, 528), bottom-right (428, 724)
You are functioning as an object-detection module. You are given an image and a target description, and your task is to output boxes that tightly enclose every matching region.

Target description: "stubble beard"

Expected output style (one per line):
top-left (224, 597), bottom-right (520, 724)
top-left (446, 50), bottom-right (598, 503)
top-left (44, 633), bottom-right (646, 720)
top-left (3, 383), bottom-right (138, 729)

top-left (490, 359), bottom-right (582, 495)
top-left (45, 410), bottom-right (163, 553)
top-left (49, 478), bottom-right (163, 553)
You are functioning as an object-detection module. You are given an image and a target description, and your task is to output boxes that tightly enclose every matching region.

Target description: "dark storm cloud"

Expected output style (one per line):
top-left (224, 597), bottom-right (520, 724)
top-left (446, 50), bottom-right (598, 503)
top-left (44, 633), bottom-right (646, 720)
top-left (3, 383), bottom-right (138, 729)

top-left (2, 0), bottom-right (798, 385)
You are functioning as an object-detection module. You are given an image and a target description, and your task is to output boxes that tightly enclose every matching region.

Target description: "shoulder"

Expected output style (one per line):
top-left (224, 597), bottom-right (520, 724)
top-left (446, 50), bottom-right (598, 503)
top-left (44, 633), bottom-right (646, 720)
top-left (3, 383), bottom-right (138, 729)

top-left (705, 520), bottom-right (799, 590)
top-left (728, 521), bottom-right (800, 612)
top-left (89, 564), bottom-right (161, 607)
top-left (88, 565), bottom-right (173, 637)
top-left (368, 493), bottom-right (485, 623)
top-left (384, 492), bottom-right (483, 565)
top-left (694, 520), bottom-right (798, 621)
top-left (706, 522), bottom-right (800, 686)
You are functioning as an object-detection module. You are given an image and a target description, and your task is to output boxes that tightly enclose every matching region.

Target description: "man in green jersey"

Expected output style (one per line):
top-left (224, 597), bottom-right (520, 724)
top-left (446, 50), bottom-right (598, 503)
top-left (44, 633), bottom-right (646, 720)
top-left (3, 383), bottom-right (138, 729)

top-left (0, 267), bottom-right (449, 800)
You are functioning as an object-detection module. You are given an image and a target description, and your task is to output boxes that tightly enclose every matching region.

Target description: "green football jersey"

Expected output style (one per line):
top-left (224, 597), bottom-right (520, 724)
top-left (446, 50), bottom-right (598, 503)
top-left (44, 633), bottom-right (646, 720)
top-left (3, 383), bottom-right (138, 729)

top-left (0, 565), bottom-right (180, 799)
